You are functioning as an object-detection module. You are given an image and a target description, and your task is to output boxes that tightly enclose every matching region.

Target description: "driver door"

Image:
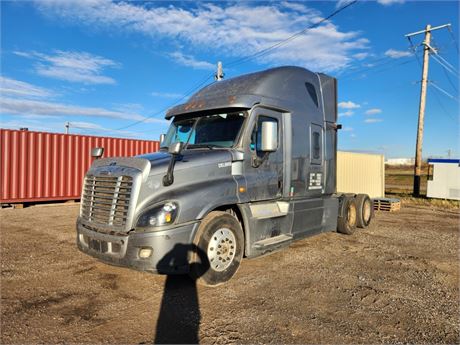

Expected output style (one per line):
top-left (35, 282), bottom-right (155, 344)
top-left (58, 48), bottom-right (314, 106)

top-left (243, 108), bottom-right (284, 201)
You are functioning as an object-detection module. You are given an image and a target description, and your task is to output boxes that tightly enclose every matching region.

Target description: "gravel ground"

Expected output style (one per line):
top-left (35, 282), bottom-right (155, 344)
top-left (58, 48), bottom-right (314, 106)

top-left (1, 202), bottom-right (459, 344)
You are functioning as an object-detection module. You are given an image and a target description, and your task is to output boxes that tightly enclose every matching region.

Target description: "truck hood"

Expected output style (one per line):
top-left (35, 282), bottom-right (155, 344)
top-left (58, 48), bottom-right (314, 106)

top-left (137, 149), bottom-right (234, 176)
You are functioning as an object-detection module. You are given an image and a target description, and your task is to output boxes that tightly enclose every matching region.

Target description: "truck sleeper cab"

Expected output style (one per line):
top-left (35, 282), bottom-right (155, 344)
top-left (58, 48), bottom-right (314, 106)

top-left (76, 66), bottom-right (373, 286)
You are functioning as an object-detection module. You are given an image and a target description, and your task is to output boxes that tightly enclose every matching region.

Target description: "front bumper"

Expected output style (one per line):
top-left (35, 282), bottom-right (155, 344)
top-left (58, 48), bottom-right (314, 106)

top-left (76, 219), bottom-right (200, 274)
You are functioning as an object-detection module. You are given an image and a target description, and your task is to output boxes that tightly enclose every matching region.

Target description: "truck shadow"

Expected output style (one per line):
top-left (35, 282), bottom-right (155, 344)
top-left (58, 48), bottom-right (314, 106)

top-left (153, 244), bottom-right (209, 344)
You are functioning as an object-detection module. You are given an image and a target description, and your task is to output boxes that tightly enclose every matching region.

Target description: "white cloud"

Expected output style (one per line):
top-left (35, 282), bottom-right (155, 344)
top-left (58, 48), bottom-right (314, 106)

top-left (364, 118), bottom-right (383, 123)
top-left (14, 50), bottom-right (119, 84)
top-left (34, 1), bottom-right (369, 72)
top-left (365, 108), bottom-right (382, 115)
top-left (339, 110), bottom-right (354, 117)
top-left (151, 91), bottom-right (184, 99)
top-left (384, 49), bottom-right (411, 59)
top-left (169, 52), bottom-right (214, 71)
top-left (0, 76), bottom-right (54, 98)
top-left (338, 101), bottom-right (360, 109)
top-left (0, 96), bottom-right (167, 124)
top-left (342, 126), bottom-right (354, 132)
top-left (353, 52), bottom-right (369, 60)
top-left (377, 0), bottom-right (405, 5)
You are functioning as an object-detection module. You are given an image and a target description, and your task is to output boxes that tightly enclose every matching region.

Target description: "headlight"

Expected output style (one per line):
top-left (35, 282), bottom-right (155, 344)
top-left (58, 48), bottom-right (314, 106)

top-left (136, 202), bottom-right (178, 228)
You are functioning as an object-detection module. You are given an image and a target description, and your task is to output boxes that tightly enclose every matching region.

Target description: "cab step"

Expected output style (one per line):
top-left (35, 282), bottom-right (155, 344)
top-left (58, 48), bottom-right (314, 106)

top-left (253, 234), bottom-right (293, 249)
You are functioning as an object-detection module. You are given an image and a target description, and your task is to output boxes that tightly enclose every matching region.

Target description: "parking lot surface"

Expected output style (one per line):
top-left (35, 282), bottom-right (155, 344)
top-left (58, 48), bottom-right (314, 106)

top-left (1, 202), bottom-right (459, 344)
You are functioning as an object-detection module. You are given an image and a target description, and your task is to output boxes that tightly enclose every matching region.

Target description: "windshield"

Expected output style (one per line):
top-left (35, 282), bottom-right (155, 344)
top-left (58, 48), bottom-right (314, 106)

top-left (161, 111), bottom-right (246, 149)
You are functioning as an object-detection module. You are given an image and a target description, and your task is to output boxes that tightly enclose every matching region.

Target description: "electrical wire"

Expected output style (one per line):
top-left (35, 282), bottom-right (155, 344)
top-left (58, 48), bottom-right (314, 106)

top-left (436, 58), bottom-right (458, 92)
top-left (115, 73), bottom-right (215, 131)
top-left (113, 1), bottom-right (359, 132)
top-left (447, 25), bottom-right (459, 55)
top-left (429, 85), bottom-right (458, 122)
top-left (430, 53), bottom-right (459, 75)
top-left (340, 57), bottom-right (415, 80)
top-left (408, 38), bottom-right (457, 122)
top-left (339, 56), bottom-right (398, 79)
top-left (429, 81), bottom-right (459, 102)
top-left (225, 0), bottom-right (359, 68)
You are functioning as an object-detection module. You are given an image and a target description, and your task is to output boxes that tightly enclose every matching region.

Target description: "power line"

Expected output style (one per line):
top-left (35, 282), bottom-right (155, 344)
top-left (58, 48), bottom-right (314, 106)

top-left (408, 36), bottom-right (423, 68)
top-left (431, 53), bottom-right (459, 75)
top-left (225, 0), bottom-right (359, 68)
top-left (430, 55), bottom-right (458, 76)
top-left (429, 81), bottom-right (459, 102)
top-left (447, 25), bottom-right (459, 55)
top-left (340, 57), bottom-right (415, 80)
top-left (409, 38), bottom-right (458, 122)
top-left (435, 58), bottom-right (458, 92)
top-left (113, 1), bottom-right (359, 131)
top-left (340, 56), bottom-right (398, 79)
top-left (429, 84), bottom-right (458, 122)
top-left (115, 73), bottom-right (215, 131)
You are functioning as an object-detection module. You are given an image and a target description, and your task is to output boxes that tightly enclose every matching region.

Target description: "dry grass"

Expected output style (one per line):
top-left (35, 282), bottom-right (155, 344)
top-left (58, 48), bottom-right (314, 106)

top-left (399, 194), bottom-right (459, 209)
top-left (384, 164), bottom-right (459, 209)
top-left (385, 164), bottom-right (428, 193)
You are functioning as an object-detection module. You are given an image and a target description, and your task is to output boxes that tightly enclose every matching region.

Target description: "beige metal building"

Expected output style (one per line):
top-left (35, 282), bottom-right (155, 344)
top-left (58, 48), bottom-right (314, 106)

top-left (337, 151), bottom-right (385, 198)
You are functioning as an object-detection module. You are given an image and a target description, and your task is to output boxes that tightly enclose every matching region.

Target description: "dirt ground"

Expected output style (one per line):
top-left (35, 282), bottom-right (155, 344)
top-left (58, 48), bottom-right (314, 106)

top-left (1, 202), bottom-right (459, 344)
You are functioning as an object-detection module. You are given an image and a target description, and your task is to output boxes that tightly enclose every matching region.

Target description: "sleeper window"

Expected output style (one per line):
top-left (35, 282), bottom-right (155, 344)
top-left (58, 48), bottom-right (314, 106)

top-left (313, 132), bottom-right (320, 159)
top-left (310, 123), bottom-right (323, 165)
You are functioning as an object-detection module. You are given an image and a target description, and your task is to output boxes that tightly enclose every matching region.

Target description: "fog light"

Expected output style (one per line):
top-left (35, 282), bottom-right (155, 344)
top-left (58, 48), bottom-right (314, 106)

top-left (138, 247), bottom-right (153, 259)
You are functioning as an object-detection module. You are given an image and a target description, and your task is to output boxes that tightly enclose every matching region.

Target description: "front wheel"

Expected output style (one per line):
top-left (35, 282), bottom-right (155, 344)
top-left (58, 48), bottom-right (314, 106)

top-left (189, 211), bottom-right (244, 286)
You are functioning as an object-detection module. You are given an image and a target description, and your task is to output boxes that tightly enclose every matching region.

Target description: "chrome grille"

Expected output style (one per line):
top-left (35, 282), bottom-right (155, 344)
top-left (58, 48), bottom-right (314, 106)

top-left (81, 175), bottom-right (133, 227)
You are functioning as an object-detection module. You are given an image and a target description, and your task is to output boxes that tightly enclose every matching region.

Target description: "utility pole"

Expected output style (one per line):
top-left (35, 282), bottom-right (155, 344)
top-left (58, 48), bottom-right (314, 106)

top-left (65, 122), bottom-right (70, 134)
top-left (405, 23), bottom-right (451, 197)
top-left (215, 61), bottom-right (224, 81)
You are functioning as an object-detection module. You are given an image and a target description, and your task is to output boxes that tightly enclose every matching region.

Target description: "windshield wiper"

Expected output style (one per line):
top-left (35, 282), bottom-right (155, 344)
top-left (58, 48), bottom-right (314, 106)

top-left (186, 144), bottom-right (223, 150)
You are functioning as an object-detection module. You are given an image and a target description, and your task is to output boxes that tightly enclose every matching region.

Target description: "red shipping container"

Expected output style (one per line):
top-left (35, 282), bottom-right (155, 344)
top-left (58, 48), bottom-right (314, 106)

top-left (0, 129), bottom-right (159, 203)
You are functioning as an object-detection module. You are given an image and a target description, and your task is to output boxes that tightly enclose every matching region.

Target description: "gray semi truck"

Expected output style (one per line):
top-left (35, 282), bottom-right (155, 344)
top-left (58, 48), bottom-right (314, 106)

top-left (76, 66), bottom-right (373, 286)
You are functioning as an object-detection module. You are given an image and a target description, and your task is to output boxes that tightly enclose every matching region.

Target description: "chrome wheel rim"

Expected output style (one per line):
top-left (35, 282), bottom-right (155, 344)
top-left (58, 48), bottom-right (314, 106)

top-left (207, 228), bottom-right (236, 272)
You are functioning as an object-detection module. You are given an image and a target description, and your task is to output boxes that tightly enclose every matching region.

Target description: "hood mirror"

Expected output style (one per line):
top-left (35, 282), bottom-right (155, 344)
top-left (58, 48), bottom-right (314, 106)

top-left (168, 142), bottom-right (184, 155)
top-left (163, 142), bottom-right (184, 187)
top-left (159, 134), bottom-right (165, 144)
top-left (91, 147), bottom-right (104, 159)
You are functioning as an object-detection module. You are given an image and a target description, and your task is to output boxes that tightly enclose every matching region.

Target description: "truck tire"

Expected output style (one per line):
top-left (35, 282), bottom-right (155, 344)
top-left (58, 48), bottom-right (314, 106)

top-left (189, 211), bottom-right (244, 286)
top-left (355, 194), bottom-right (373, 228)
top-left (337, 197), bottom-right (358, 235)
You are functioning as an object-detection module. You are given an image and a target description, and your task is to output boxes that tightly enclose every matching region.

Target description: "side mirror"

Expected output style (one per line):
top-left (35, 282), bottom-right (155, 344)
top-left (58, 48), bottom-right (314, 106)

top-left (91, 147), bottom-right (104, 159)
top-left (260, 121), bottom-right (278, 152)
top-left (159, 134), bottom-right (165, 144)
top-left (168, 142), bottom-right (184, 155)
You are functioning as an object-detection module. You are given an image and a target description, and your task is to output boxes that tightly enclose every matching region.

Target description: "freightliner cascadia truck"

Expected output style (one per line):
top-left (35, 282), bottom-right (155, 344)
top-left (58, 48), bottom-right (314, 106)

top-left (76, 66), bottom-right (373, 286)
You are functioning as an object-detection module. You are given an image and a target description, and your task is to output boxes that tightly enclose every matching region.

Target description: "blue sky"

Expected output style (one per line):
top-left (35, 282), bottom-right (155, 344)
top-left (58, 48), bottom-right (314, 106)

top-left (1, 0), bottom-right (458, 158)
